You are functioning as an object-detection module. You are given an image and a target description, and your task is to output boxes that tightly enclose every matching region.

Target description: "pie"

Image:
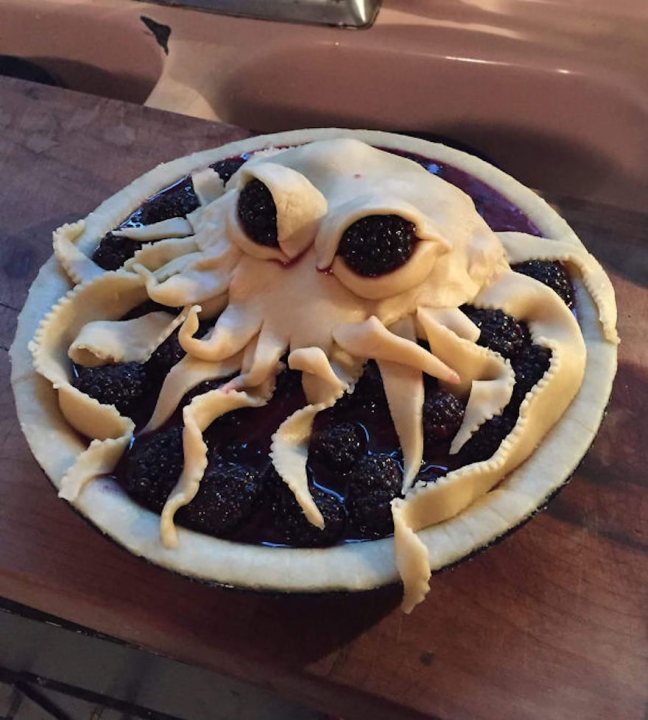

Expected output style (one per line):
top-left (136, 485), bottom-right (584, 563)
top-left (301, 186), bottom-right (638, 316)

top-left (10, 129), bottom-right (618, 612)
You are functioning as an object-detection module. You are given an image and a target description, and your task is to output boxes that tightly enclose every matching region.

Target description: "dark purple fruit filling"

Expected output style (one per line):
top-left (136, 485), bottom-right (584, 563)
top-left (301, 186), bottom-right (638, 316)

top-left (72, 362), bottom-right (150, 419)
top-left (237, 179), bottom-right (279, 247)
top-left (211, 157), bottom-right (247, 184)
top-left (337, 214), bottom-right (417, 277)
top-left (92, 233), bottom-right (141, 272)
top-left (77, 145), bottom-right (574, 547)
top-left (512, 260), bottom-right (574, 307)
top-left (128, 177), bottom-right (199, 227)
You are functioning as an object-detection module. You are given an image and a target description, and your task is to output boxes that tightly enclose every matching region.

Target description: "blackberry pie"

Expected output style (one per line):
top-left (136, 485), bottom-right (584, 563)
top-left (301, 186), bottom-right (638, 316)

top-left (11, 130), bottom-right (618, 612)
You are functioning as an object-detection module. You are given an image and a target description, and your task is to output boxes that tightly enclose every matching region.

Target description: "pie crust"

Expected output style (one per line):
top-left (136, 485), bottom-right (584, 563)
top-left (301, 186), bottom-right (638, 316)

top-left (10, 129), bottom-right (618, 612)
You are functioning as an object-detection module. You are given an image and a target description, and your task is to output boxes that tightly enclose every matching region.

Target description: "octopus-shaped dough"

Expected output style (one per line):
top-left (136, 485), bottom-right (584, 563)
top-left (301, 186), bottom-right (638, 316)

top-left (32, 138), bottom-right (617, 612)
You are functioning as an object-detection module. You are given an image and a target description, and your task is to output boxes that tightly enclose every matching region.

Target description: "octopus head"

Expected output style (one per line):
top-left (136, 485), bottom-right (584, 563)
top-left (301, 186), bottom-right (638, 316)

top-left (161, 140), bottom-right (507, 399)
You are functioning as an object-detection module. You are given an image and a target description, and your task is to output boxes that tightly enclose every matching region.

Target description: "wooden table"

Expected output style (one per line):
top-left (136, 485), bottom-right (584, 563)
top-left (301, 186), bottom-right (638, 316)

top-left (0, 76), bottom-right (646, 720)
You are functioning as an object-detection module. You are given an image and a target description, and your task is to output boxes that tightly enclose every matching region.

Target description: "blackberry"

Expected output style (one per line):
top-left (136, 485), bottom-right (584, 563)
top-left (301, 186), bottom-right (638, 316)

top-left (237, 179), bottom-right (278, 247)
top-left (122, 426), bottom-right (183, 512)
top-left (462, 306), bottom-right (530, 359)
top-left (347, 453), bottom-right (402, 499)
top-left (129, 178), bottom-right (199, 225)
top-left (72, 362), bottom-right (149, 417)
top-left (337, 214), bottom-right (416, 277)
top-left (456, 413), bottom-right (516, 466)
top-left (178, 459), bottom-right (262, 536)
top-left (512, 260), bottom-right (574, 307)
top-left (310, 422), bottom-right (365, 472)
top-left (348, 491), bottom-right (397, 539)
top-left (510, 344), bottom-right (552, 409)
top-left (92, 233), bottom-right (140, 270)
top-left (210, 157), bottom-right (247, 184)
top-left (347, 454), bottom-right (402, 539)
top-left (423, 390), bottom-right (465, 443)
top-left (272, 482), bottom-right (346, 547)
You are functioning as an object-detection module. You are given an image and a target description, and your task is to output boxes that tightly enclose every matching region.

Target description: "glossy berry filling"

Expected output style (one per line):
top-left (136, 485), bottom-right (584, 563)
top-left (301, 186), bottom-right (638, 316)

top-left (81, 146), bottom-right (571, 548)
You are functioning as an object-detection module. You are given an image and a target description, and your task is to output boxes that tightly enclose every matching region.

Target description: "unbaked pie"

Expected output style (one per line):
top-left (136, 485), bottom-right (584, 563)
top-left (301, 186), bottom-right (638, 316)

top-left (10, 129), bottom-right (618, 612)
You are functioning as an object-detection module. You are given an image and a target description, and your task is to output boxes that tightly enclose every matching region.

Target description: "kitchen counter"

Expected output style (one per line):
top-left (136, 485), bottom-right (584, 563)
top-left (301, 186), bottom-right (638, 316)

top-left (0, 76), bottom-right (646, 720)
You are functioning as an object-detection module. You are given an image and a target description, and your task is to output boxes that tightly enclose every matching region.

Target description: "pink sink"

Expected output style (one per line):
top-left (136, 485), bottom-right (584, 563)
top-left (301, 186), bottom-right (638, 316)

top-left (2, 0), bottom-right (647, 211)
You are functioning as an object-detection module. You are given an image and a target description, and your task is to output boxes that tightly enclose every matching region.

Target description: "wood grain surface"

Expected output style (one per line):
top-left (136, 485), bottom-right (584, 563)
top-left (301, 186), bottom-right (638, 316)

top-left (0, 77), bottom-right (646, 720)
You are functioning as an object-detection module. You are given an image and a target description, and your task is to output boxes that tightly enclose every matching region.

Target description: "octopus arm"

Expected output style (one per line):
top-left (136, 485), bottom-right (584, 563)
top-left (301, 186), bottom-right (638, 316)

top-left (395, 272), bottom-right (586, 612)
top-left (417, 307), bottom-right (515, 453)
top-left (133, 250), bottom-right (236, 306)
top-left (160, 378), bottom-right (275, 548)
top-left (179, 303), bottom-right (262, 361)
top-left (143, 352), bottom-right (243, 432)
top-left (497, 231), bottom-right (618, 343)
top-left (229, 323), bottom-right (288, 389)
top-left (425, 307), bottom-right (480, 342)
top-left (289, 346), bottom-right (361, 405)
top-left (68, 309), bottom-right (187, 367)
top-left (124, 236), bottom-right (200, 274)
top-left (392, 503), bottom-right (431, 614)
top-left (113, 217), bottom-right (193, 241)
top-left (271, 347), bottom-right (362, 528)
top-left (190, 167), bottom-right (224, 206)
top-left (333, 316), bottom-right (460, 385)
top-left (376, 316), bottom-right (425, 493)
top-left (29, 273), bottom-right (154, 500)
top-left (59, 433), bottom-right (133, 502)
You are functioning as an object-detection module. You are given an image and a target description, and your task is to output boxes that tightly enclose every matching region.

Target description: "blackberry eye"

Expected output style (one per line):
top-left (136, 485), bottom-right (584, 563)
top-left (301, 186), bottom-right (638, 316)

top-left (337, 214), bottom-right (417, 277)
top-left (237, 179), bottom-right (278, 247)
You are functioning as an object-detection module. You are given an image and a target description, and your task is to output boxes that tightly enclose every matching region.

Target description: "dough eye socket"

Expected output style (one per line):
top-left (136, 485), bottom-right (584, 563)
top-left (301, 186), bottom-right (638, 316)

top-left (337, 214), bottom-right (417, 277)
top-left (237, 179), bottom-right (279, 247)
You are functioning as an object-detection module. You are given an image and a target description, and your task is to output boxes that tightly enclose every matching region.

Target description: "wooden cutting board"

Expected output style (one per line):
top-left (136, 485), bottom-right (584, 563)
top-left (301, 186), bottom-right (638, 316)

top-left (0, 76), bottom-right (646, 720)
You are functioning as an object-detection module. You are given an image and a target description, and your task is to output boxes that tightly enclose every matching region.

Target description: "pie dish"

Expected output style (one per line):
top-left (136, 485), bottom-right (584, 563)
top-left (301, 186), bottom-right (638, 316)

top-left (10, 129), bottom-right (618, 612)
